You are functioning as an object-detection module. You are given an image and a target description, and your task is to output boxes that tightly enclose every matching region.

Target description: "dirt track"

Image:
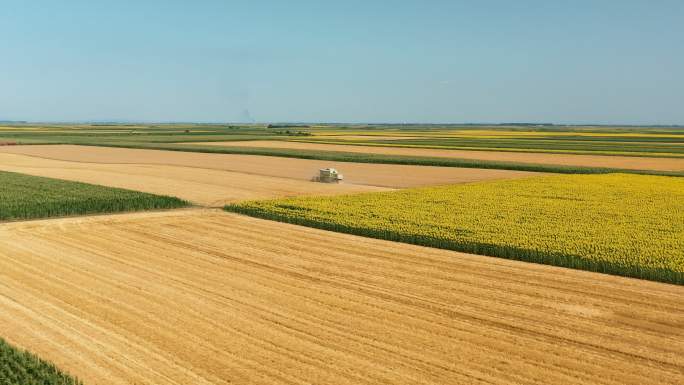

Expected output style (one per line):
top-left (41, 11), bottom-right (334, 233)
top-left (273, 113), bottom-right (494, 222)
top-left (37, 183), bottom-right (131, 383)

top-left (0, 145), bottom-right (538, 195)
top-left (0, 210), bottom-right (682, 385)
top-left (190, 140), bottom-right (684, 171)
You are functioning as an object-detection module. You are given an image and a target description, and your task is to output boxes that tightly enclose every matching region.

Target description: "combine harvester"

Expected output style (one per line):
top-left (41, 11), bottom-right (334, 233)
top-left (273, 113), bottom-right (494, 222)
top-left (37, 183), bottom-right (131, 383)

top-left (313, 168), bottom-right (344, 183)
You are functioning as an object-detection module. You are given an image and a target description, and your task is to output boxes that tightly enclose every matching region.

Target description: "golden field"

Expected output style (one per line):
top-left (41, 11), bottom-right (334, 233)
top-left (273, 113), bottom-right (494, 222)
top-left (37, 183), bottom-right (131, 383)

top-left (0, 152), bottom-right (388, 207)
top-left (1, 210), bottom-right (682, 385)
top-left (0, 145), bottom-right (539, 193)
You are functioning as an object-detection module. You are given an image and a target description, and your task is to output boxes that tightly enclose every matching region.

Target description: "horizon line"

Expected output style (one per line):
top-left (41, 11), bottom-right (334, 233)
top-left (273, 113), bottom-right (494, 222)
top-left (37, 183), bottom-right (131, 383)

top-left (2, 120), bottom-right (684, 128)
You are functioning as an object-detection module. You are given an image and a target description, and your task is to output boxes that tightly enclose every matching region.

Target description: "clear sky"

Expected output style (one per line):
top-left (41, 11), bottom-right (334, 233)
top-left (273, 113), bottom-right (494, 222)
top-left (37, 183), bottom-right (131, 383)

top-left (1, 1), bottom-right (682, 124)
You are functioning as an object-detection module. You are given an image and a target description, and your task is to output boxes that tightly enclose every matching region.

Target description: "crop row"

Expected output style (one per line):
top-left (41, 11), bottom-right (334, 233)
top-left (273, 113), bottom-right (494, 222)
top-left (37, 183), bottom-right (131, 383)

top-left (0, 170), bottom-right (189, 221)
top-left (304, 137), bottom-right (684, 157)
top-left (0, 338), bottom-right (82, 385)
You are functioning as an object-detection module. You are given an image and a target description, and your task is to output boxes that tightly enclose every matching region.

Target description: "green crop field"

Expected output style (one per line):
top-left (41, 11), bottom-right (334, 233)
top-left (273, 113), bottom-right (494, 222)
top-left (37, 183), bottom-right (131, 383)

top-left (0, 338), bottom-right (82, 385)
top-left (227, 173), bottom-right (684, 284)
top-left (0, 170), bottom-right (189, 221)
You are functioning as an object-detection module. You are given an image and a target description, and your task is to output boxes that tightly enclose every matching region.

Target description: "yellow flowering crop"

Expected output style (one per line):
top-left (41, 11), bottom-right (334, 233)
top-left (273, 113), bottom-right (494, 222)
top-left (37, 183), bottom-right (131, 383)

top-left (227, 174), bottom-right (684, 284)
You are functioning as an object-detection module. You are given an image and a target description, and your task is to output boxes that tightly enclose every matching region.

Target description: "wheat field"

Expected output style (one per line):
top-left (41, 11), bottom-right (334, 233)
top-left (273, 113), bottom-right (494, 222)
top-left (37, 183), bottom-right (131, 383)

top-left (0, 210), bottom-right (682, 385)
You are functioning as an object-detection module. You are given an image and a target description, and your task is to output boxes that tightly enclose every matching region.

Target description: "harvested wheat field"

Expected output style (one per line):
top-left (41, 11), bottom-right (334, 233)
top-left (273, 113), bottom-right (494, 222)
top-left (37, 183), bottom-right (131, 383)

top-left (192, 140), bottom-right (684, 171)
top-left (0, 144), bottom-right (539, 190)
top-left (0, 209), bottom-right (682, 385)
top-left (0, 152), bottom-right (387, 207)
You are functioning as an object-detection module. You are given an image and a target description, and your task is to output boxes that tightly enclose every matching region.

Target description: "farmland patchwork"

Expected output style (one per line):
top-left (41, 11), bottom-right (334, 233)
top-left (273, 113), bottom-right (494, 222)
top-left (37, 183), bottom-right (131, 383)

top-left (1, 124), bottom-right (684, 384)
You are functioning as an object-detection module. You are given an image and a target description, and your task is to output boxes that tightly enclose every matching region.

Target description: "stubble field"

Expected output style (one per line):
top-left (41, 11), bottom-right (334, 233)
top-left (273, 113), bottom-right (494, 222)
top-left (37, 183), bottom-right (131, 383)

top-left (0, 210), bottom-right (682, 385)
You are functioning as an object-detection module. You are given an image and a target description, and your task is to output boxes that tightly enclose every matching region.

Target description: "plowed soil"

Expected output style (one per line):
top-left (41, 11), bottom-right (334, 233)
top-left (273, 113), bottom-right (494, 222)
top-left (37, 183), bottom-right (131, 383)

top-left (1, 210), bottom-right (682, 385)
top-left (190, 140), bottom-right (684, 171)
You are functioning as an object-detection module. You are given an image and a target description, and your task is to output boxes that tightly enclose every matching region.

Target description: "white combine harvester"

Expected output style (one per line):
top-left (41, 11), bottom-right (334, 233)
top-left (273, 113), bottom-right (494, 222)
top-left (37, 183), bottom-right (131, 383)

top-left (312, 168), bottom-right (344, 183)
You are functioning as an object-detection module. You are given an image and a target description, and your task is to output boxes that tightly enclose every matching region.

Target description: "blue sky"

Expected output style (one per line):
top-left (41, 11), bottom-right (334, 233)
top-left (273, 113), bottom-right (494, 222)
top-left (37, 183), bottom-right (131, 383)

top-left (1, 0), bottom-right (682, 124)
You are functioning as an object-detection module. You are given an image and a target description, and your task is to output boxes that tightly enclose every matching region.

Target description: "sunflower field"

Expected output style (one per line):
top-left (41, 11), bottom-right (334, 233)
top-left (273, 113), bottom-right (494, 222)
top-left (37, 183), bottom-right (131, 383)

top-left (227, 173), bottom-right (684, 284)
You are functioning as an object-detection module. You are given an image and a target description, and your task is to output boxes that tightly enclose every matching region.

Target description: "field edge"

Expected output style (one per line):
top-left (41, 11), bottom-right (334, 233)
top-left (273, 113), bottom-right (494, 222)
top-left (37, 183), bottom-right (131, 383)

top-left (75, 142), bottom-right (684, 177)
top-left (0, 337), bottom-right (83, 385)
top-left (0, 169), bottom-right (191, 222)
